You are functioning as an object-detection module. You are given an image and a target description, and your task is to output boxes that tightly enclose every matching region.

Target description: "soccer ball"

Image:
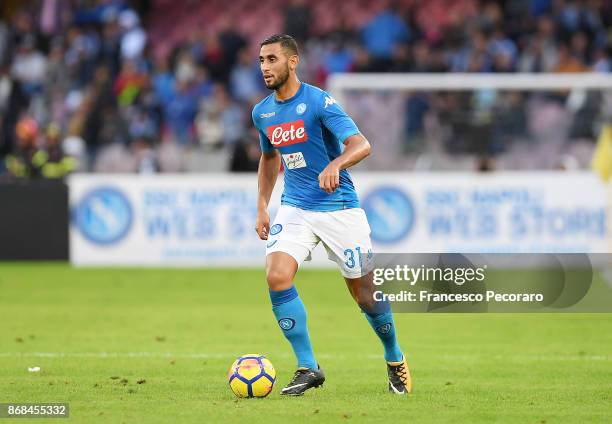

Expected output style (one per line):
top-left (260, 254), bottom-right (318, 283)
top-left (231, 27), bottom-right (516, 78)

top-left (228, 354), bottom-right (276, 398)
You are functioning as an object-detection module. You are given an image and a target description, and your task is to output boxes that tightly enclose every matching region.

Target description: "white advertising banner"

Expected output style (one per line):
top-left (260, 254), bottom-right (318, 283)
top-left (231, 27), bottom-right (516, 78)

top-left (69, 174), bottom-right (278, 266)
top-left (69, 172), bottom-right (608, 266)
top-left (352, 172), bottom-right (607, 254)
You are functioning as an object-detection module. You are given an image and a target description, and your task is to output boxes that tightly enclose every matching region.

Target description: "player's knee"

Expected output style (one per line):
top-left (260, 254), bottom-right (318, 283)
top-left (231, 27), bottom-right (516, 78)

top-left (266, 268), bottom-right (293, 291)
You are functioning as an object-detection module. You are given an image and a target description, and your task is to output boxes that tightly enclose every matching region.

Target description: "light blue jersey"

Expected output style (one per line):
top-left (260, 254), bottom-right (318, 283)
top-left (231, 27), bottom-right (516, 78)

top-left (252, 83), bottom-right (361, 211)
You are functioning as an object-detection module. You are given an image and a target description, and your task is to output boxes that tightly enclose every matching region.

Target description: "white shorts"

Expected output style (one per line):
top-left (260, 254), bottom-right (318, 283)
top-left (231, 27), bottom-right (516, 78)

top-left (266, 205), bottom-right (373, 278)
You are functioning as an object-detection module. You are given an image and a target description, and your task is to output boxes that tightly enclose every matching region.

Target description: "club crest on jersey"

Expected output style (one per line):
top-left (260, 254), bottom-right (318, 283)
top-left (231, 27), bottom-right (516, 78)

top-left (296, 102), bottom-right (307, 115)
top-left (282, 152), bottom-right (307, 170)
top-left (267, 120), bottom-right (308, 147)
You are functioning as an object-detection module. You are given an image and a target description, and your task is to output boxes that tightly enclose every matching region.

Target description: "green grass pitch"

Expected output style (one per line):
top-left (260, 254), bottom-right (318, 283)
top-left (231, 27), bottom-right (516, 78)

top-left (0, 263), bottom-right (611, 423)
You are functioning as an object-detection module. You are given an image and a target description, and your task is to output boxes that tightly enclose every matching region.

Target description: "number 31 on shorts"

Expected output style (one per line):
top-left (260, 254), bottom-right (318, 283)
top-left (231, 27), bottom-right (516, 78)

top-left (344, 246), bottom-right (367, 269)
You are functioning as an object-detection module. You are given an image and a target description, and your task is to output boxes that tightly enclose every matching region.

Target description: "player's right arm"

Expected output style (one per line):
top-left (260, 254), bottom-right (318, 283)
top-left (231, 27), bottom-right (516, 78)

top-left (256, 150), bottom-right (280, 240)
top-left (252, 107), bottom-right (279, 240)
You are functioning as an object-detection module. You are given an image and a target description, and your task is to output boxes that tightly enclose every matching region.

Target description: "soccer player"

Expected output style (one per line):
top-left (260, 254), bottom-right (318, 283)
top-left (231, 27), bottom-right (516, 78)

top-left (252, 34), bottom-right (412, 396)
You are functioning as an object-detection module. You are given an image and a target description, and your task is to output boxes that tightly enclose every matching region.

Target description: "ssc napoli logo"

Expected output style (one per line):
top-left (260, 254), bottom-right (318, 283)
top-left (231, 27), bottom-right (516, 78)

top-left (376, 323), bottom-right (392, 334)
top-left (296, 103), bottom-right (307, 115)
top-left (362, 186), bottom-right (414, 244)
top-left (270, 224), bottom-right (283, 235)
top-left (278, 318), bottom-right (295, 331)
top-left (74, 187), bottom-right (132, 245)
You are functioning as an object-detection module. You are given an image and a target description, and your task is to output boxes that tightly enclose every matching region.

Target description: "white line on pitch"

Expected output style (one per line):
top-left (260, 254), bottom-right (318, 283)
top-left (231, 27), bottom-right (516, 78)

top-left (0, 352), bottom-right (609, 361)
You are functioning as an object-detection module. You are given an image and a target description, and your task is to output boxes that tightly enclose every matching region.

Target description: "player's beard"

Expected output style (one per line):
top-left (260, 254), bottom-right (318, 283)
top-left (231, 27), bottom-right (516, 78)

top-left (266, 65), bottom-right (290, 91)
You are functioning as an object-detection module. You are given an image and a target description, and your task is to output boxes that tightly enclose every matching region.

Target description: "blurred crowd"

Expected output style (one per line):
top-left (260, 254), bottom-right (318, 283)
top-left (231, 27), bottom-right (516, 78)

top-left (0, 0), bottom-right (611, 178)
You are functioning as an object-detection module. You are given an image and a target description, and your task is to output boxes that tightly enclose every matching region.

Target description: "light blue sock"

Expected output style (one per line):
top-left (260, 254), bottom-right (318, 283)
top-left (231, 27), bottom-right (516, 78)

top-left (269, 286), bottom-right (317, 370)
top-left (364, 304), bottom-right (403, 362)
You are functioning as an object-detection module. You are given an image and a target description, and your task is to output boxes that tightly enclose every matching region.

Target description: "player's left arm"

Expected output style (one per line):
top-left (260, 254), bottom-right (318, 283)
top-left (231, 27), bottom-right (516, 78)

top-left (317, 94), bottom-right (370, 193)
top-left (318, 133), bottom-right (370, 193)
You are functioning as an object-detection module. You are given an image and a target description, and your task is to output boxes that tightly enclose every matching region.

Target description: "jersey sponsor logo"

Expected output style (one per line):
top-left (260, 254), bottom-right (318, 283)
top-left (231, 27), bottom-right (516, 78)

top-left (267, 120), bottom-right (308, 147)
top-left (282, 152), bottom-right (307, 170)
top-left (323, 96), bottom-right (337, 108)
top-left (260, 111), bottom-right (275, 118)
top-left (296, 102), bottom-right (307, 115)
top-left (278, 318), bottom-right (296, 331)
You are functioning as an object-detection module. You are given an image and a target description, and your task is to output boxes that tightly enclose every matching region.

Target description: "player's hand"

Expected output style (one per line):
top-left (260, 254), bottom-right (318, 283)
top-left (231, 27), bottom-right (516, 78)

top-left (255, 209), bottom-right (270, 240)
top-left (318, 163), bottom-right (340, 194)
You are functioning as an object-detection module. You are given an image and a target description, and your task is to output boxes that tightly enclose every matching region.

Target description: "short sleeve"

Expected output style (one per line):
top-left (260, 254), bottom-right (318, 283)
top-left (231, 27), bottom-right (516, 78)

top-left (317, 92), bottom-right (360, 144)
top-left (252, 108), bottom-right (274, 153)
